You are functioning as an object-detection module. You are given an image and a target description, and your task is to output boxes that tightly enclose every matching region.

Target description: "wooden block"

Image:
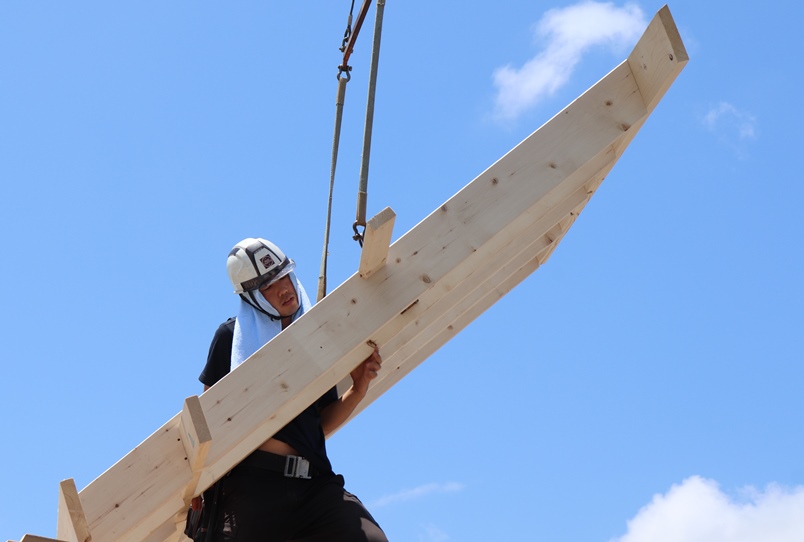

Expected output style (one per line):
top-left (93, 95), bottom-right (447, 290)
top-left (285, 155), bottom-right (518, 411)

top-left (56, 479), bottom-right (90, 542)
top-left (359, 207), bottom-right (396, 279)
top-left (178, 395), bottom-right (212, 501)
top-left (627, 4), bottom-right (688, 112)
top-left (179, 395), bottom-right (212, 471)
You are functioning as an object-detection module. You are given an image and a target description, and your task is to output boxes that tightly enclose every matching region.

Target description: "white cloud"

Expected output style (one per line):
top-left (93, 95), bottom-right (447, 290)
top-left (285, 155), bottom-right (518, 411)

top-left (703, 101), bottom-right (757, 140)
top-left (492, 1), bottom-right (647, 121)
top-left (702, 102), bottom-right (757, 159)
top-left (371, 481), bottom-right (465, 508)
top-left (611, 476), bottom-right (804, 542)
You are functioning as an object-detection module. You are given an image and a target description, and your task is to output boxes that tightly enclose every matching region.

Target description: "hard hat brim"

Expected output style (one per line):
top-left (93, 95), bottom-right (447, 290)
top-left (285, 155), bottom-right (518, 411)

top-left (240, 259), bottom-right (295, 293)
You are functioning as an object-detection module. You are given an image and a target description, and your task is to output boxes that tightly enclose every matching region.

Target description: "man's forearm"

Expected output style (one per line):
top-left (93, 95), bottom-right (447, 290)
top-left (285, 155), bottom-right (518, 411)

top-left (320, 386), bottom-right (365, 436)
top-left (321, 349), bottom-right (381, 435)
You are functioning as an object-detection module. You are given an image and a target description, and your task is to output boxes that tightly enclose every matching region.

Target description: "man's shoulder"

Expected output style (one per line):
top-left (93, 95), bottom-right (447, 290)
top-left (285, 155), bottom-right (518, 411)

top-left (202, 317), bottom-right (236, 385)
top-left (208, 317), bottom-right (236, 352)
top-left (215, 317), bottom-right (236, 337)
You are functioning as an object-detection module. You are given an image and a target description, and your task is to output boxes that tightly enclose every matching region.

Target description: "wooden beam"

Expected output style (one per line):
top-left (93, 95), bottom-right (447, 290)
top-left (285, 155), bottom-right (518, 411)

top-left (359, 207), bottom-right (396, 279)
top-left (141, 514), bottom-right (187, 542)
top-left (192, 58), bottom-right (646, 489)
top-left (19, 536), bottom-right (68, 542)
top-left (66, 7), bottom-right (687, 541)
top-left (343, 166), bottom-right (614, 425)
top-left (56, 479), bottom-right (90, 542)
top-left (334, 161), bottom-right (609, 433)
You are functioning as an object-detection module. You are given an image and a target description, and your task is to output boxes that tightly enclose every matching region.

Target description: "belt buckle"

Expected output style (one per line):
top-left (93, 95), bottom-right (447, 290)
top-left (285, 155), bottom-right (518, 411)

top-left (284, 455), bottom-right (312, 479)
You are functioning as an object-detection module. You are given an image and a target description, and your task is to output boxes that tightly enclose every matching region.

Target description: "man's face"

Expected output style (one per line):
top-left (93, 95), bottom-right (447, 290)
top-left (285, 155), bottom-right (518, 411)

top-left (259, 275), bottom-right (299, 317)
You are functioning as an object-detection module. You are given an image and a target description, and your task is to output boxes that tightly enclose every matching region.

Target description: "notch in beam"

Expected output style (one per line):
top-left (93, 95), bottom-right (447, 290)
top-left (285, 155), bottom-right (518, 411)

top-left (359, 207), bottom-right (396, 279)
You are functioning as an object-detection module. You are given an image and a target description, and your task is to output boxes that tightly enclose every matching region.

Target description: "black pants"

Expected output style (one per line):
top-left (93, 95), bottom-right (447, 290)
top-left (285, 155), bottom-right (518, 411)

top-left (212, 453), bottom-right (387, 542)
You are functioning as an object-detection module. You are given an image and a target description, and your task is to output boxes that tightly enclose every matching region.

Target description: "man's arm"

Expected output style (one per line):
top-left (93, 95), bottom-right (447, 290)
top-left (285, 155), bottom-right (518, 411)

top-left (320, 347), bottom-right (382, 436)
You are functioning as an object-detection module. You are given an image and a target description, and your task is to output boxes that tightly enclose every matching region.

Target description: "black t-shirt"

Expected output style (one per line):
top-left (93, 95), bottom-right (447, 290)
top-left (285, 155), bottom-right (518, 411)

top-left (200, 317), bottom-right (338, 474)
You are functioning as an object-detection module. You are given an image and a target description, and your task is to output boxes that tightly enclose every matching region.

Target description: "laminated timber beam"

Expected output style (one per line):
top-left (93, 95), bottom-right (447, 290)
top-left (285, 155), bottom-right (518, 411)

top-left (45, 6), bottom-right (686, 542)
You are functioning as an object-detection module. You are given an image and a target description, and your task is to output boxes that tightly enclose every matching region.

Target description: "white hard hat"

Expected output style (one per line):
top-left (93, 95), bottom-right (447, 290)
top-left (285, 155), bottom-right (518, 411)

top-left (226, 238), bottom-right (295, 294)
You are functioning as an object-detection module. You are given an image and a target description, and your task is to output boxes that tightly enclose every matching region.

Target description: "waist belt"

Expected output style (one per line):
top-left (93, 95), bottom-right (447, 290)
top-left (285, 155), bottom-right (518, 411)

top-left (234, 450), bottom-right (323, 479)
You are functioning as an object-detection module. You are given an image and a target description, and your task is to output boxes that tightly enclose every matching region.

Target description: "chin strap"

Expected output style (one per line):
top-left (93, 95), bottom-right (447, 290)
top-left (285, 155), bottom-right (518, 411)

top-left (240, 293), bottom-right (301, 322)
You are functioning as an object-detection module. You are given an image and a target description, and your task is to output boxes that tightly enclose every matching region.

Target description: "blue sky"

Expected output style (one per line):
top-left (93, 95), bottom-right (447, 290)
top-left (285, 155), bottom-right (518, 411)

top-left (2, 1), bottom-right (802, 541)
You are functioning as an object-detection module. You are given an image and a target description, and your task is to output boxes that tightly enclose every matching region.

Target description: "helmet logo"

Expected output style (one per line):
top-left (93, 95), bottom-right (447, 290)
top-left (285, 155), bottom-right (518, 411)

top-left (260, 254), bottom-right (275, 269)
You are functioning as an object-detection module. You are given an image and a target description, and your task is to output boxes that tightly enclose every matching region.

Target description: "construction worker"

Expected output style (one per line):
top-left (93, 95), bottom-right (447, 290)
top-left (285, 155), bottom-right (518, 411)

top-left (196, 237), bottom-right (388, 541)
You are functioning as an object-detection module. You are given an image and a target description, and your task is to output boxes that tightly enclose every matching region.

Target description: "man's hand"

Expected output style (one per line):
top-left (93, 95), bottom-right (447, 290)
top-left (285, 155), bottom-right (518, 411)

top-left (321, 345), bottom-right (383, 436)
top-left (350, 345), bottom-right (382, 396)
